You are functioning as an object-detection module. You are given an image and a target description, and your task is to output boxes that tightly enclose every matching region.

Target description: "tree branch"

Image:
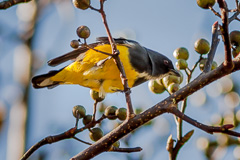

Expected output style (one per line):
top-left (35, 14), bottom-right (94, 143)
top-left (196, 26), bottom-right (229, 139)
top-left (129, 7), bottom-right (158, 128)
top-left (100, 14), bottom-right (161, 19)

top-left (217, 0), bottom-right (234, 69)
top-left (0, 0), bottom-right (31, 9)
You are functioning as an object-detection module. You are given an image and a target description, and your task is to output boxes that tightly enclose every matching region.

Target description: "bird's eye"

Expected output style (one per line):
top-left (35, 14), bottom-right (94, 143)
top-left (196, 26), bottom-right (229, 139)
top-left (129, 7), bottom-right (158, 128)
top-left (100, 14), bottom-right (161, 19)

top-left (164, 60), bottom-right (169, 65)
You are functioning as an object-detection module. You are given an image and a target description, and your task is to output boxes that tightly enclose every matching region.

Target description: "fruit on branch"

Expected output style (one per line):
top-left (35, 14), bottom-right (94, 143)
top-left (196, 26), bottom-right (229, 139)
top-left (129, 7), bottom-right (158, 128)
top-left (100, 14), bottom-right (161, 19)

top-left (76, 25), bottom-right (91, 39)
top-left (176, 59), bottom-right (188, 70)
top-left (194, 38), bottom-right (210, 54)
top-left (199, 58), bottom-right (218, 71)
top-left (105, 106), bottom-right (118, 120)
top-left (83, 114), bottom-right (92, 125)
top-left (167, 83), bottom-right (180, 94)
top-left (115, 108), bottom-right (127, 121)
top-left (162, 71), bottom-right (183, 88)
top-left (197, 0), bottom-right (215, 9)
top-left (89, 127), bottom-right (104, 141)
top-left (148, 80), bottom-right (165, 94)
top-left (72, 105), bottom-right (86, 118)
top-left (70, 40), bottom-right (80, 49)
top-left (173, 47), bottom-right (189, 60)
top-left (72, 0), bottom-right (90, 10)
top-left (90, 89), bottom-right (105, 102)
top-left (230, 30), bottom-right (240, 46)
top-left (232, 45), bottom-right (240, 58)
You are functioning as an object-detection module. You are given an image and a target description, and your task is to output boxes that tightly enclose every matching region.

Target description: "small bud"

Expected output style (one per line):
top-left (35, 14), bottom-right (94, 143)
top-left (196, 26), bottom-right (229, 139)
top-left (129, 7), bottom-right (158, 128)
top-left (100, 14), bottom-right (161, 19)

top-left (148, 80), bottom-right (165, 94)
top-left (83, 114), bottom-right (92, 125)
top-left (173, 47), bottom-right (189, 60)
top-left (105, 106), bottom-right (117, 120)
top-left (72, 105), bottom-right (86, 119)
top-left (194, 38), bottom-right (210, 54)
top-left (89, 127), bottom-right (104, 141)
top-left (167, 83), bottom-right (180, 94)
top-left (230, 30), bottom-right (240, 46)
top-left (176, 59), bottom-right (188, 70)
top-left (197, 0), bottom-right (215, 9)
top-left (90, 89), bottom-right (105, 102)
top-left (116, 108), bottom-right (127, 121)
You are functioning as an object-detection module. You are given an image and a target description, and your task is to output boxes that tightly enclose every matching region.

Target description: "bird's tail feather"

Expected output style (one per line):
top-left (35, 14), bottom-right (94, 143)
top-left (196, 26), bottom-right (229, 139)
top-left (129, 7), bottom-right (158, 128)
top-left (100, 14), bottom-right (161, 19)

top-left (32, 69), bottom-right (62, 89)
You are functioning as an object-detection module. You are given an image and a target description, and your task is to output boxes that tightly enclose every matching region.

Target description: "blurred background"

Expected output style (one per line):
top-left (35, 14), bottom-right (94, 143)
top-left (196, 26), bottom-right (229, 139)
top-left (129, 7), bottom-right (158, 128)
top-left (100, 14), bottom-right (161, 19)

top-left (0, 0), bottom-right (240, 160)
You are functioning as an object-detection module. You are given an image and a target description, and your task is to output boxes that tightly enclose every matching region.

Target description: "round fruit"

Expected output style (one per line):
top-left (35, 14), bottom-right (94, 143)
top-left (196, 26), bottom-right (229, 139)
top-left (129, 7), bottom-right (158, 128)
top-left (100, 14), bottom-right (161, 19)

top-left (83, 114), bottom-right (92, 125)
top-left (70, 40), bottom-right (80, 49)
top-left (232, 45), bottom-right (240, 58)
top-left (162, 75), bottom-right (181, 88)
top-left (89, 127), bottom-right (103, 141)
top-left (173, 47), bottom-right (189, 60)
top-left (72, 0), bottom-right (90, 10)
top-left (72, 105), bottom-right (86, 118)
top-left (211, 61), bottom-right (218, 70)
top-left (176, 59), bottom-right (188, 70)
top-left (230, 30), bottom-right (240, 46)
top-left (90, 89), bottom-right (105, 102)
top-left (199, 58), bottom-right (207, 71)
top-left (148, 80), bottom-right (165, 94)
top-left (167, 83), bottom-right (180, 94)
top-left (197, 0), bottom-right (215, 9)
top-left (104, 106), bottom-right (117, 120)
top-left (194, 39), bottom-right (210, 54)
top-left (76, 25), bottom-right (90, 39)
top-left (116, 108), bottom-right (127, 121)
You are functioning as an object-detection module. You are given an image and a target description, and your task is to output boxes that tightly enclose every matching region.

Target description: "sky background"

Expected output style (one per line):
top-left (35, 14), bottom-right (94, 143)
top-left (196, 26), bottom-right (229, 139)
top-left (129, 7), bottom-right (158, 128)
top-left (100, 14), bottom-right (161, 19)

top-left (0, 0), bottom-right (240, 160)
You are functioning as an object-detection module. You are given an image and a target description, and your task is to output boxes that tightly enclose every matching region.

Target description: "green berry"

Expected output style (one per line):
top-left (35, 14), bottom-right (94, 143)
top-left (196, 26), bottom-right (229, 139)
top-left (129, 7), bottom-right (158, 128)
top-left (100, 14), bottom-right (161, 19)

top-left (230, 30), bottom-right (240, 46)
top-left (176, 59), bottom-right (188, 70)
top-left (162, 74), bottom-right (181, 88)
top-left (70, 40), bottom-right (80, 49)
top-left (116, 108), bottom-right (127, 121)
top-left (76, 25), bottom-right (90, 39)
top-left (232, 45), bottom-right (240, 58)
top-left (167, 83), bottom-right (180, 94)
top-left (89, 127), bottom-right (103, 141)
top-left (194, 39), bottom-right (210, 54)
top-left (83, 114), bottom-right (92, 125)
top-left (104, 106), bottom-right (117, 120)
top-left (197, 0), bottom-right (215, 9)
top-left (90, 89), bottom-right (105, 102)
top-left (211, 61), bottom-right (218, 70)
top-left (199, 58), bottom-right (207, 71)
top-left (148, 80), bottom-right (165, 94)
top-left (173, 47), bottom-right (189, 60)
top-left (72, 105), bottom-right (86, 119)
top-left (72, 0), bottom-right (90, 10)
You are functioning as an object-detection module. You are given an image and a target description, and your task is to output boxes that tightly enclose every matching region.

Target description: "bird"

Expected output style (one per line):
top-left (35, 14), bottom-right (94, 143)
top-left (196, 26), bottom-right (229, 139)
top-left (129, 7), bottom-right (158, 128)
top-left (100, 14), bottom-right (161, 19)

top-left (32, 37), bottom-right (180, 96)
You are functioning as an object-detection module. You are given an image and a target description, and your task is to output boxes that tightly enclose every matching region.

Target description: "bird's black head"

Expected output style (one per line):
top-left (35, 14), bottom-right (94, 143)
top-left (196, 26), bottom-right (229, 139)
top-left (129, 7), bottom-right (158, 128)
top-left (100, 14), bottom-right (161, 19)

top-left (145, 48), bottom-right (180, 78)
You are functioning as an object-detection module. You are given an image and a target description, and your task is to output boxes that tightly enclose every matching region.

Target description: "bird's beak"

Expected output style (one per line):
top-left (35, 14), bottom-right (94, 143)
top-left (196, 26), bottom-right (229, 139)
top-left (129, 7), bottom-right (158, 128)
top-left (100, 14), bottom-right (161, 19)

top-left (169, 69), bottom-right (181, 77)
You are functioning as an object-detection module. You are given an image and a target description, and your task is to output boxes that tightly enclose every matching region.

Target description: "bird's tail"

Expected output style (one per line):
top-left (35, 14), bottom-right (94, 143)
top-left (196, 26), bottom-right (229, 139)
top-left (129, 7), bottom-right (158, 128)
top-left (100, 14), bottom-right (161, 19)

top-left (32, 69), bottom-right (63, 89)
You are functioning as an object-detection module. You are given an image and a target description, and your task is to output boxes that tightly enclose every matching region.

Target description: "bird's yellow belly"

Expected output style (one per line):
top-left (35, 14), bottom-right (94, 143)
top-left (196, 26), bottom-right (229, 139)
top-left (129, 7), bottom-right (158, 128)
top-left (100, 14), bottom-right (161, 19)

top-left (50, 45), bottom-right (139, 93)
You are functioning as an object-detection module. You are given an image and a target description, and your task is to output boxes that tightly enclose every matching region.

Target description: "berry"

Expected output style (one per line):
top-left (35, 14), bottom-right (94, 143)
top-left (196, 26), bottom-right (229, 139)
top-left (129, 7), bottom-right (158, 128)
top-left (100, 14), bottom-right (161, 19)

top-left (89, 127), bottom-right (103, 141)
top-left (211, 61), bottom-right (218, 70)
top-left (176, 59), bottom-right (188, 70)
top-left (148, 80), bottom-right (165, 94)
top-left (173, 47), bottom-right (189, 60)
top-left (230, 31), bottom-right (240, 46)
top-left (167, 83), bottom-right (180, 94)
top-left (232, 46), bottom-right (240, 58)
top-left (90, 89), bottom-right (105, 102)
top-left (70, 40), bottom-right (80, 49)
top-left (76, 25), bottom-right (90, 39)
top-left (194, 38), bottom-right (210, 54)
top-left (72, 0), bottom-right (90, 10)
top-left (104, 106), bottom-right (117, 120)
top-left (116, 108), bottom-right (127, 121)
top-left (197, 0), bottom-right (215, 9)
top-left (199, 58), bottom-right (207, 71)
top-left (83, 114), bottom-right (92, 125)
top-left (162, 74), bottom-right (182, 88)
top-left (72, 105), bottom-right (86, 119)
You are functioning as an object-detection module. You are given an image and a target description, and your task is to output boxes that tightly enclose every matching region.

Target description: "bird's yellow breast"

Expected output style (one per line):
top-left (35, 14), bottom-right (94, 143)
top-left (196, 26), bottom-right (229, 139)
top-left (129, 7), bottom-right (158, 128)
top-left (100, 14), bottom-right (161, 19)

top-left (50, 44), bottom-right (140, 94)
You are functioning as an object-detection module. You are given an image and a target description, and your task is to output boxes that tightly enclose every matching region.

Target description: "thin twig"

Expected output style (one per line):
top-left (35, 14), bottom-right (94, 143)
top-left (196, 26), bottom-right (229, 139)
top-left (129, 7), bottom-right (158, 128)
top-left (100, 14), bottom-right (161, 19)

top-left (204, 21), bottom-right (220, 73)
top-left (109, 147), bottom-right (142, 152)
top-left (0, 0), bottom-right (31, 9)
top-left (217, 0), bottom-right (234, 69)
top-left (73, 136), bottom-right (92, 145)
